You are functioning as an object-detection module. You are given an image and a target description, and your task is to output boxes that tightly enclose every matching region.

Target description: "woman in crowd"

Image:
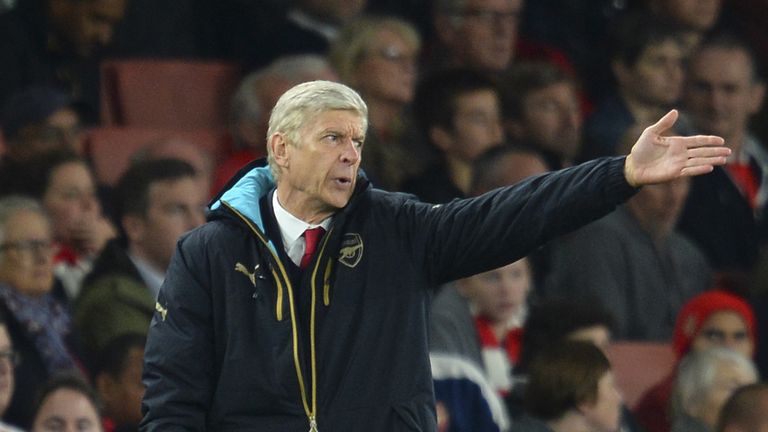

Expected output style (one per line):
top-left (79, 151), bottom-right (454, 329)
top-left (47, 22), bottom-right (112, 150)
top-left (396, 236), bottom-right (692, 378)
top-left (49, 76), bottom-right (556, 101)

top-left (329, 16), bottom-right (427, 191)
top-left (0, 196), bottom-right (81, 428)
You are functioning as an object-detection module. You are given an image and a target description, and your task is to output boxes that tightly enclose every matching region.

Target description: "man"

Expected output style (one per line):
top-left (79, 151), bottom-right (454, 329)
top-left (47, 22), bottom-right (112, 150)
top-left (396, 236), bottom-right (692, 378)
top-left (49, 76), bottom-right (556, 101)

top-left (73, 158), bottom-right (206, 359)
top-left (94, 334), bottom-right (146, 432)
top-left (141, 80), bottom-right (728, 431)
top-left (403, 68), bottom-right (504, 203)
top-left (677, 33), bottom-right (767, 274)
top-left (582, 13), bottom-right (686, 160)
top-left (0, 0), bottom-right (128, 116)
top-left (501, 62), bottom-right (582, 169)
top-left (431, 0), bottom-right (522, 72)
top-left (717, 383), bottom-right (768, 432)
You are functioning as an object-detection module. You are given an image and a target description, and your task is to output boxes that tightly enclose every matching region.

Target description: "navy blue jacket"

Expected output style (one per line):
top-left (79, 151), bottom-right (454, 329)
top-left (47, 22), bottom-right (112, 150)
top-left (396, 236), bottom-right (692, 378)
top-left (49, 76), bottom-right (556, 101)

top-left (141, 157), bottom-right (636, 431)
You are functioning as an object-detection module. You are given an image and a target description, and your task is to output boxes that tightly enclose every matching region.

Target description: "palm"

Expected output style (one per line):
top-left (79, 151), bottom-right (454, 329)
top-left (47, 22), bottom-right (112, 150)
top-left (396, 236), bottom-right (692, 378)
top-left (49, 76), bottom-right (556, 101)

top-left (626, 110), bottom-right (729, 186)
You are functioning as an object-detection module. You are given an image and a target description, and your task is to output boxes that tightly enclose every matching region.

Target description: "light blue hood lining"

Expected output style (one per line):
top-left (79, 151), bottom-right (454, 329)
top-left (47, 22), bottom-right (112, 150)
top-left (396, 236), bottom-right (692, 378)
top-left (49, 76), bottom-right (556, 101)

top-left (210, 165), bottom-right (278, 253)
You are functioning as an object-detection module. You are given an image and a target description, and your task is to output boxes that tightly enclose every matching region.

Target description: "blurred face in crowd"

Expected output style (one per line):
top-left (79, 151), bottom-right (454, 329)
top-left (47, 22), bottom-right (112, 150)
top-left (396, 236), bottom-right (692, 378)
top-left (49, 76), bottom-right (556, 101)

top-left (651, 0), bottom-right (721, 32)
top-left (692, 311), bottom-right (754, 358)
top-left (124, 177), bottom-right (207, 273)
top-left (0, 326), bottom-right (15, 416)
top-left (353, 28), bottom-right (418, 106)
top-left (433, 89), bottom-right (504, 161)
top-left (97, 346), bottom-right (145, 427)
top-left (32, 388), bottom-right (102, 432)
top-left (12, 107), bottom-right (84, 162)
top-left (627, 177), bottom-right (690, 240)
top-left (43, 161), bottom-right (101, 249)
top-left (512, 81), bottom-right (582, 161)
top-left (615, 40), bottom-right (686, 108)
top-left (0, 209), bottom-right (55, 297)
top-left (684, 47), bottom-right (765, 145)
top-left (438, 0), bottom-right (522, 71)
top-left (580, 371), bottom-right (623, 432)
top-left (458, 258), bottom-right (531, 325)
top-left (48, 0), bottom-right (128, 57)
top-left (271, 109), bottom-right (365, 223)
top-left (689, 359), bottom-right (758, 430)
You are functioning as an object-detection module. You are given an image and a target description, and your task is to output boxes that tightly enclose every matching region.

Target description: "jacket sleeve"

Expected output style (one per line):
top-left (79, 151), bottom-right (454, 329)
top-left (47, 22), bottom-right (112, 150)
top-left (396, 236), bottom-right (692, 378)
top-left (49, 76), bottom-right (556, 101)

top-left (140, 232), bottom-right (214, 431)
top-left (402, 157), bottom-right (637, 284)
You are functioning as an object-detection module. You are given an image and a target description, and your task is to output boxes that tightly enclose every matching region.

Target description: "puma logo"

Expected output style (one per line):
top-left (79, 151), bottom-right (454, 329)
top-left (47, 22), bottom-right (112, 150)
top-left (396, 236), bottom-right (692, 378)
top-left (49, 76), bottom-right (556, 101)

top-left (155, 302), bottom-right (168, 321)
top-left (235, 262), bottom-right (259, 286)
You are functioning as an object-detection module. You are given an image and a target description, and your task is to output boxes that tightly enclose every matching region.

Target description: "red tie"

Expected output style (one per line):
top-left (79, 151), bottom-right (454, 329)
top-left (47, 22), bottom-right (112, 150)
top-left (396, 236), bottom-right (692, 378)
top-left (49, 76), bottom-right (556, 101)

top-left (300, 227), bottom-right (325, 269)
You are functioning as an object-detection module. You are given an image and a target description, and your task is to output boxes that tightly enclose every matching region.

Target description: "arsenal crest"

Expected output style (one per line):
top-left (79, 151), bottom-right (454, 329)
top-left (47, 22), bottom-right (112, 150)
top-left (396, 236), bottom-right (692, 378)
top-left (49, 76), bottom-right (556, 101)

top-left (339, 233), bottom-right (364, 268)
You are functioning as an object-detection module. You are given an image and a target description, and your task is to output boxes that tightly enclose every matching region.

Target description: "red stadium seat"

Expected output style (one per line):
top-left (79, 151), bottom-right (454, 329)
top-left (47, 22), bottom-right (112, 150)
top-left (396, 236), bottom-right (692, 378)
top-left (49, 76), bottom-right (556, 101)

top-left (607, 342), bottom-right (676, 409)
top-left (100, 59), bottom-right (242, 128)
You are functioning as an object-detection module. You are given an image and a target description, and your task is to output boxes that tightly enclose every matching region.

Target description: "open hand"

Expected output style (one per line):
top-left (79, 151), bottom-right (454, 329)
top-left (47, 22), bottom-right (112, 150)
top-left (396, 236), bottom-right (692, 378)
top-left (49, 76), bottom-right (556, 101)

top-left (624, 110), bottom-right (730, 186)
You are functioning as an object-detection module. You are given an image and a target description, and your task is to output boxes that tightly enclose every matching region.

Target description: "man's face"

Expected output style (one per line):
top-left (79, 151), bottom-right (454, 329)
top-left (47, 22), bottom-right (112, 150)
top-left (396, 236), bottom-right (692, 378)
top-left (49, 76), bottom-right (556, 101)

top-left (50, 0), bottom-right (127, 57)
top-left (581, 372), bottom-right (623, 432)
top-left (517, 82), bottom-right (582, 160)
top-left (459, 258), bottom-right (531, 325)
top-left (98, 346), bottom-right (145, 426)
top-left (0, 210), bottom-right (55, 297)
top-left (684, 47), bottom-right (764, 143)
top-left (436, 89), bottom-right (503, 161)
top-left (11, 107), bottom-right (84, 161)
top-left (0, 326), bottom-right (14, 416)
top-left (354, 28), bottom-right (418, 105)
top-left (275, 110), bottom-right (364, 219)
top-left (128, 177), bottom-right (207, 272)
top-left (439, 0), bottom-right (522, 71)
top-left (654, 0), bottom-right (721, 32)
top-left (628, 177), bottom-right (690, 238)
top-left (692, 311), bottom-right (754, 359)
top-left (617, 40), bottom-right (685, 107)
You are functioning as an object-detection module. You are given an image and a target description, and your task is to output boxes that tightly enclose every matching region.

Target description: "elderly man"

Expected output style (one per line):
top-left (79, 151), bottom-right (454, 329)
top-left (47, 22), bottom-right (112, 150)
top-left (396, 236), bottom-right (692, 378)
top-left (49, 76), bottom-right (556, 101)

top-left (141, 80), bottom-right (728, 431)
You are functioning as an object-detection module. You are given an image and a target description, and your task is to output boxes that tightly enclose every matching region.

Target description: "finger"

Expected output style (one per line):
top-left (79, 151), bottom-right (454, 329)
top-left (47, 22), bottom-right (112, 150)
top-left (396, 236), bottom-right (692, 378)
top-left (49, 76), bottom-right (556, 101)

top-left (680, 165), bottom-right (715, 176)
top-left (647, 109), bottom-right (679, 134)
top-left (667, 134), bottom-right (726, 148)
top-left (687, 155), bottom-right (729, 167)
top-left (687, 147), bottom-right (732, 159)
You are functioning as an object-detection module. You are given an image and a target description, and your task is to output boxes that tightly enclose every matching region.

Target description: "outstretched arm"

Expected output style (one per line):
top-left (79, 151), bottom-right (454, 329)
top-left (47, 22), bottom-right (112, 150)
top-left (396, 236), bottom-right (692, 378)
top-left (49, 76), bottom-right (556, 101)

top-left (624, 109), bottom-right (729, 186)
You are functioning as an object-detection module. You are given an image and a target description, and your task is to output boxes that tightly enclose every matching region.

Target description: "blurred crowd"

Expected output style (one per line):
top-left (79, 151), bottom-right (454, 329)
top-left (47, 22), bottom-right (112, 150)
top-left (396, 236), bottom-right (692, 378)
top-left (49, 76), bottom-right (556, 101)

top-left (0, 0), bottom-right (768, 431)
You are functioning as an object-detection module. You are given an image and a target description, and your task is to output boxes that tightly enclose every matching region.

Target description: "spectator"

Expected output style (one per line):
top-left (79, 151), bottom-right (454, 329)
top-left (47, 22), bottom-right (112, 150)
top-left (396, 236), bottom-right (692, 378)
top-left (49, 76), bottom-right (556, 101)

top-left (671, 348), bottom-right (758, 432)
top-left (18, 152), bottom-right (116, 301)
top-left (676, 33), bottom-right (767, 274)
top-left (716, 383), bottom-right (768, 432)
top-left (635, 290), bottom-right (757, 432)
top-left (645, 0), bottom-right (724, 52)
top-left (0, 86), bottom-right (85, 197)
top-left (93, 334), bottom-right (145, 432)
top-left (213, 55), bottom-right (339, 194)
top-left (581, 13), bottom-right (686, 160)
top-left (330, 16), bottom-right (426, 191)
top-left (0, 196), bottom-right (81, 428)
top-left (73, 158), bottom-right (205, 359)
top-left (501, 62), bottom-right (582, 169)
top-left (30, 374), bottom-right (103, 432)
top-left (0, 0), bottom-right (129, 118)
top-left (0, 312), bottom-right (22, 432)
top-left (512, 341), bottom-right (623, 432)
top-left (470, 145), bottom-right (549, 195)
top-left (403, 68), bottom-right (504, 202)
top-left (430, 0), bottom-right (522, 72)
top-left (131, 137), bottom-right (214, 196)
top-left (544, 125), bottom-right (711, 341)
top-left (431, 257), bottom-right (532, 395)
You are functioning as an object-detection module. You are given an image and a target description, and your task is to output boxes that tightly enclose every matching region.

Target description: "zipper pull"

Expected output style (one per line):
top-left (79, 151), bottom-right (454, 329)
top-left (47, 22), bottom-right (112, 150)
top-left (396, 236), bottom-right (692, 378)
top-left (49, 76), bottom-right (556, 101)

top-left (308, 415), bottom-right (318, 432)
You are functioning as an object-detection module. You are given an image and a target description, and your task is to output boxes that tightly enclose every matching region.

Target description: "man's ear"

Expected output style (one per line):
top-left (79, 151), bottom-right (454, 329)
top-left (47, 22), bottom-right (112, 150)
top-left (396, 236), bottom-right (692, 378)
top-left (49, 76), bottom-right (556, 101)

top-left (268, 133), bottom-right (290, 170)
top-left (429, 126), bottom-right (454, 153)
top-left (121, 214), bottom-right (145, 244)
top-left (748, 81), bottom-right (766, 115)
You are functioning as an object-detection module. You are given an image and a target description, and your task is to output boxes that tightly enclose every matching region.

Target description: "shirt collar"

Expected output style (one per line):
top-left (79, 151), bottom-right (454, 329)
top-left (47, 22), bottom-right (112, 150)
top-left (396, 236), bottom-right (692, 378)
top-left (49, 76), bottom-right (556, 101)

top-left (272, 191), bottom-right (332, 251)
top-left (128, 253), bottom-right (165, 299)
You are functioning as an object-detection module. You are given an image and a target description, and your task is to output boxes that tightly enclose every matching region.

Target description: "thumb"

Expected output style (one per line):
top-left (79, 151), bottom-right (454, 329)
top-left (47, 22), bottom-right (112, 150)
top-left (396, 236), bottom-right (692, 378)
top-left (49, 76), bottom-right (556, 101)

top-left (647, 109), bottom-right (679, 135)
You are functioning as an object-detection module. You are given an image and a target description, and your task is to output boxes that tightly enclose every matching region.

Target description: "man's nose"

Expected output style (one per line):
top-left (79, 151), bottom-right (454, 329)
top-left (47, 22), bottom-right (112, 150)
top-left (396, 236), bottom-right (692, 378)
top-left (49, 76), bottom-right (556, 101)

top-left (340, 138), bottom-right (361, 163)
